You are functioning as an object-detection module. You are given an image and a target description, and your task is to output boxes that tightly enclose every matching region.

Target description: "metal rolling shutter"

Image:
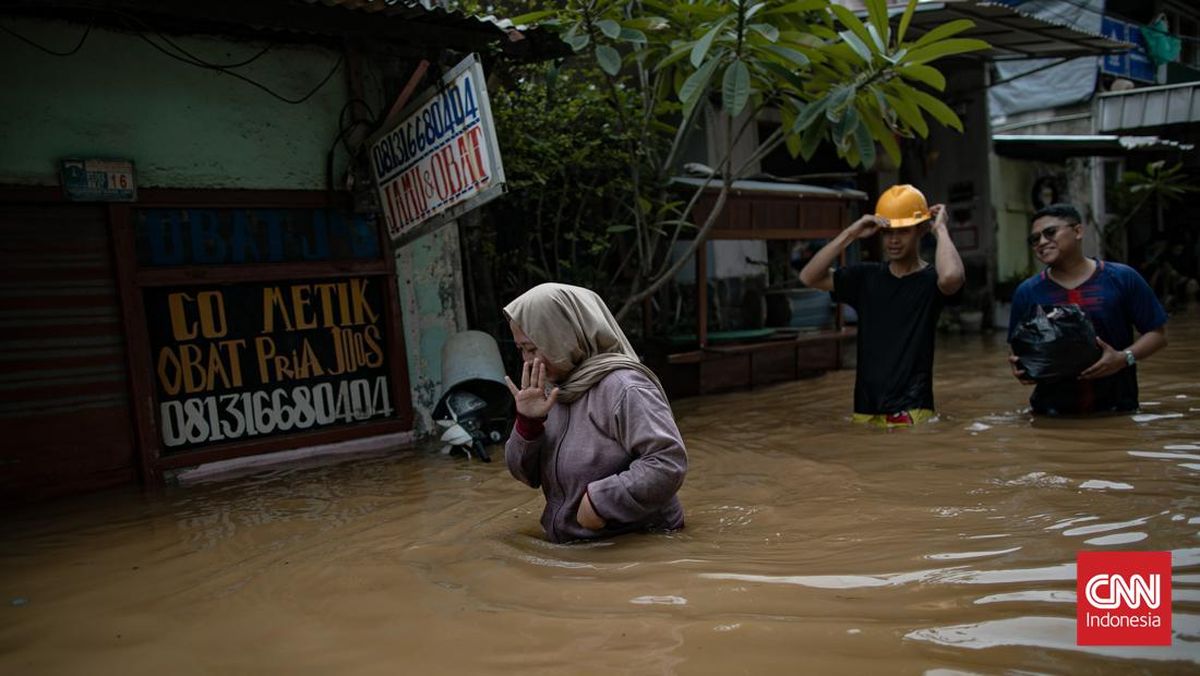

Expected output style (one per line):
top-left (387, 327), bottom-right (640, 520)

top-left (0, 204), bottom-right (137, 501)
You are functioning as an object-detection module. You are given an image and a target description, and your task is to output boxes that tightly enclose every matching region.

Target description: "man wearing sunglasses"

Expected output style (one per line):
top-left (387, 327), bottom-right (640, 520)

top-left (1007, 204), bottom-right (1168, 415)
top-left (800, 184), bottom-right (965, 427)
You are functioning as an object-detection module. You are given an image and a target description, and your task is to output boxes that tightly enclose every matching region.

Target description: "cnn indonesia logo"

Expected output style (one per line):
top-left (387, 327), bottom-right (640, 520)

top-left (1077, 551), bottom-right (1172, 646)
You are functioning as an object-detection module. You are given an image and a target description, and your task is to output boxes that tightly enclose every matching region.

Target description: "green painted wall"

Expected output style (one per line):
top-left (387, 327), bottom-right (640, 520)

top-left (0, 17), bottom-right (365, 189)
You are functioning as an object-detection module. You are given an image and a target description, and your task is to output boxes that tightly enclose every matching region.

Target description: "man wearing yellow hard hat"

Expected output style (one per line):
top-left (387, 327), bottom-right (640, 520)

top-left (799, 185), bottom-right (965, 427)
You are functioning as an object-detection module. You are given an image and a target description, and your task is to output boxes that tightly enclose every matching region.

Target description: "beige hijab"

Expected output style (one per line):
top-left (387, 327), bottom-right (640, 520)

top-left (504, 283), bottom-right (664, 404)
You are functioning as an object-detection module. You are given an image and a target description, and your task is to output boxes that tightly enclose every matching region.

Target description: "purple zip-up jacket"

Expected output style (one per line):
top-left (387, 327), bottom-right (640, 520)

top-left (505, 369), bottom-right (687, 543)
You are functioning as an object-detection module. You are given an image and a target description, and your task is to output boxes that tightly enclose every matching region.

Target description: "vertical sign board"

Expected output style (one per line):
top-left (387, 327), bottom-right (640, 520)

top-left (369, 54), bottom-right (506, 242)
top-left (143, 277), bottom-right (395, 452)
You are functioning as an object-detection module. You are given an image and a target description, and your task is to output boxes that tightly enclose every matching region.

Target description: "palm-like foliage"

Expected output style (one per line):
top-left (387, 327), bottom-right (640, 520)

top-left (1105, 160), bottom-right (1198, 261)
top-left (502, 0), bottom-right (988, 319)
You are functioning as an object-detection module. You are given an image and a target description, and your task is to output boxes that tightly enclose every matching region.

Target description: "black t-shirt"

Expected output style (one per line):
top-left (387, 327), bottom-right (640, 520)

top-left (832, 262), bottom-right (948, 414)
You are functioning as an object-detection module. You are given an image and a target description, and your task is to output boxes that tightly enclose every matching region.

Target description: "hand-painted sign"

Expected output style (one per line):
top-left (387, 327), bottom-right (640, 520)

top-left (61, 158), bottom-right (137, 201)
top-left (369, 53), bottom-right (506, 242)
top-left (143, 278), bottom-right (393, 451)
top-left (135, 209), bottom-right (379, 266)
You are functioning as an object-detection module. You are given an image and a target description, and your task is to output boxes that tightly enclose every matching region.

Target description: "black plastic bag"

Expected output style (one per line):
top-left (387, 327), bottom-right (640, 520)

top-left (1011, 304), bottom-right (1102, 383)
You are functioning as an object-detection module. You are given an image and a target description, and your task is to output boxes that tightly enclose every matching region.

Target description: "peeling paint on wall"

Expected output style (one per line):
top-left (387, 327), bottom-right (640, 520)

top-left (394, 222), bottom-right (467, 435)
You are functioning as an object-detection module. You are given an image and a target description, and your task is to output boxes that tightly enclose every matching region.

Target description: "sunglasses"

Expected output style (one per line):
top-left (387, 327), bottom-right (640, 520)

top-left (1026, 223), bottom-right (1077, 247)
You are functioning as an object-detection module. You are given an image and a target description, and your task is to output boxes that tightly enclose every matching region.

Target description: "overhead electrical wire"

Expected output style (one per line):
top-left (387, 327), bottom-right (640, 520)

top-left (0, 20), bottom-right (90, 56)
top-left (0, 10), bottom-right (342, 105)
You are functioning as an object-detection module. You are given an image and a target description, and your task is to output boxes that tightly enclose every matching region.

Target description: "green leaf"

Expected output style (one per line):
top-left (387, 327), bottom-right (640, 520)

top-left (843, 139), bottom-right (860, 167)
top-left (882, 47), bottom-right (908, 65)
top-left (510, 9), bottom-right (559, 26)
top-left (897, 0), bottom-right (918, 44)
top-left (785, 131), bottom-right (803, 158)
top-left (835, 106), bottom-right (860, 145)
top-left (749, 23), bottom-right (779, 43)
top-left (691, 18), bottom-right (730, 68)
top-left (619, 27), bottom-right (648, 44)
top-left (657, 41), bottom-right (695, 70)
top-left (839, 30), bottom-right (873, 63)
top-left (810, 25), bottom-right (839, 41)
top-left (830, 4), bottom-right (875, 54)
top-left (904, 38), bottom-right (991, 65)
top-left (673, 3), bottom-right (726, 21)
top-left (596, 19), bottom-right (621, 40)
top-left (799, 116), bottom-right (825, 160)
top-left (898, 64), bottom-right (946, 91)
top-left (860, 108), bottom-right (901, 166)
top-left (780, 104), bottom-right (797, 132)
top-left (908, 19), bottom-right (975, 49)
top-left (883, 92), bottom-right (928, 137)
top-left (624, 16), bottom-right (670, 32)
top-left (761, 44), bottom-right (810, 68)
top-left (680, 56), bottom-right (722, 106)
top-left (762, 0), bottom-right (826, 16)
top-left (606, 225), bottom-right (634, 233)
top-left (758, 60), bottom-right (807, 92)
top-left (723, 59), bottom-right (751, 116)
top-left (853, 118), bottom-right (876, 169)
top-left (825, 85), bottom-right (856, 121)
top-left (657, 200), bottom-right (685, 218)
top-left (792, 97), bottom-right (830, 133)
top-left (906, 86), bottom-right (963, 132)
top-left (867, 24), bottom-right (888, 54)
top-left (595, 45), bottom-right (621, 76)
top-left (864, 0), bottom-right (889, 44)
top-left (567, 33), bottom-right (590, 52)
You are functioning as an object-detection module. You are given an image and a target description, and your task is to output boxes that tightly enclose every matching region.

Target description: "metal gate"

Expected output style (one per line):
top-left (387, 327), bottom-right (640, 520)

top-left (0, 204), bottom-right (136, 501)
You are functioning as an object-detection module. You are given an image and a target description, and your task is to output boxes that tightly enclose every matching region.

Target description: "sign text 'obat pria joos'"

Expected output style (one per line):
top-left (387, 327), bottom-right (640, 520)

top-left (145, 278), bottom-right (393, 451)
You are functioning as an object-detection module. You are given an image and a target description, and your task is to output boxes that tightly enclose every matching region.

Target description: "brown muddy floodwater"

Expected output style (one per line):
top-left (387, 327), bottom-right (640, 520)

top-left (3, 317), bottom-right (1199, 674)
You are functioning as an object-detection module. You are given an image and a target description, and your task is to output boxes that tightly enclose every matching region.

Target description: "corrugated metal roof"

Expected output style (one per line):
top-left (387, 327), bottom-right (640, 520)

top-left (3, 1), bottom-right (561, 57)
top-left (894, 0), bottom-right (1131, 60)
top-left (301, 0), bottom-right (526, 40)
top-left (1097, 81), bottom-right (1200, 132)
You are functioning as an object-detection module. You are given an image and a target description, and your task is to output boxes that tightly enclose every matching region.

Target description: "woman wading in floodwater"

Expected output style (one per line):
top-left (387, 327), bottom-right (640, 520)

top-left (502, 283), bottom-right (687, 543)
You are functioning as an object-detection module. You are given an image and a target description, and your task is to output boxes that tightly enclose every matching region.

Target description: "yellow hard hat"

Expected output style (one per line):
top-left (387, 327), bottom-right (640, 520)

top-left (874, 184), bottom-right (931, 228)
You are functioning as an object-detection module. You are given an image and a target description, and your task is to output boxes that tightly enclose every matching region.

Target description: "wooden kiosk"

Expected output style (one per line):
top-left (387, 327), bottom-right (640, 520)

top-left (651, 178), bottom-right (866, 397)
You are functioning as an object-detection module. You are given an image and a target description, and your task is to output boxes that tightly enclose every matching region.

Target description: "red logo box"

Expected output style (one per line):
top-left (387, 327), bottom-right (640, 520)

top-left (1077, 551), bottom-right (1172, 646)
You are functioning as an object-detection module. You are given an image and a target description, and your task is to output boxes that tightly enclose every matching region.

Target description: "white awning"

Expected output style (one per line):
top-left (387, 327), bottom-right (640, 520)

top-left (1097, 81), bottom-right (1200, 132)
top-left (670, 177), bottom-right (867, 200)
top-left (992, 133), bottom-right (1195, 157)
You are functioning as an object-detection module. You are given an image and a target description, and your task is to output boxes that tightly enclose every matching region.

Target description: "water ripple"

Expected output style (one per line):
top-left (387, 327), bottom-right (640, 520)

top-left (906, 615), bottom-right (1200, 663)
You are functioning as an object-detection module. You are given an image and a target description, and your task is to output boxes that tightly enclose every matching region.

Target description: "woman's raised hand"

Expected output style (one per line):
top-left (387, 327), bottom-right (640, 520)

top-left (505, 358), bottom-right (559, 419)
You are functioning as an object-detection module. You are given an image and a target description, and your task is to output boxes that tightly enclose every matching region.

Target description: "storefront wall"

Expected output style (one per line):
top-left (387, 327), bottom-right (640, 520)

top-left (0, 17), bottom-right (466, 498)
